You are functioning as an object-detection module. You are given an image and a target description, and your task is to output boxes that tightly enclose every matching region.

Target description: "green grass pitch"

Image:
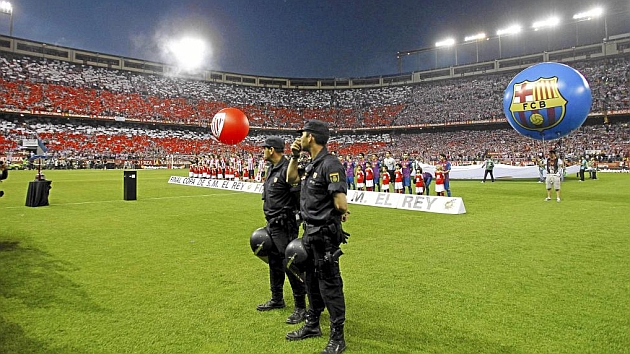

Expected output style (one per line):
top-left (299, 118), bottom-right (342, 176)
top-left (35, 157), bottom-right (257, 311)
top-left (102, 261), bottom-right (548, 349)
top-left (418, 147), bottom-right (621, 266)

top-left (1, 169), bottom-right (629, 353)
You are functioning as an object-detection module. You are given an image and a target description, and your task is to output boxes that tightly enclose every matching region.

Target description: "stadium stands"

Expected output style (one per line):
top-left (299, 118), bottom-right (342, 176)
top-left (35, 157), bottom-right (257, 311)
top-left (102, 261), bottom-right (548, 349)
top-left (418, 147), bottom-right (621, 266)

top-left (0, 115), bottom-right (627, 169)
top-left (0, 48), bottom-right (628, 167)
top-left (1, 53), bottom-right (629, 130)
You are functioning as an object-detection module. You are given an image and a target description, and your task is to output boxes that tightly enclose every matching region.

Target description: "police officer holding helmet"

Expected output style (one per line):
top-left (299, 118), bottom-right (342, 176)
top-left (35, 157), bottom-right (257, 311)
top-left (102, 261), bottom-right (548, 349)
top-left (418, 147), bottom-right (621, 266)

top-left (258, 136), bottom-right (307, 325)
top-left (286, 120), bottom-right (350, 354)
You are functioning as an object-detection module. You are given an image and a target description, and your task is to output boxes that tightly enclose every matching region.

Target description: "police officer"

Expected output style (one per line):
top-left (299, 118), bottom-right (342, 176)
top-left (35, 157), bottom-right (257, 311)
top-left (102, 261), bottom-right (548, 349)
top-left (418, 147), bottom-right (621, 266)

top-left (258, 136), bottom-right (307, 325)
top-left (286, 120), bottom-right (350, 354)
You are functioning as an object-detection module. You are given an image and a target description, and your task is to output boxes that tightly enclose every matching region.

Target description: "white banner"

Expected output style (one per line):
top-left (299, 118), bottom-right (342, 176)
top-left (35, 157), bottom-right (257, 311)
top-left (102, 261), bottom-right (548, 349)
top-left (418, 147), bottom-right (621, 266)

top-left (420, 163), bottom-right (580, 180)
top-left (347, 190), bottom-right (466, 214)
top-left (168, 176), bottom-right (264, 194)
top-left (168, 176), bottom-right (466, 214)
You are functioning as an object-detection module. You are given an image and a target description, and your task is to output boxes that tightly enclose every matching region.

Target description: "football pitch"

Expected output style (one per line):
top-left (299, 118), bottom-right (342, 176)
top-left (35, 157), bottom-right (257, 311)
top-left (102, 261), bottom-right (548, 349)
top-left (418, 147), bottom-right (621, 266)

top-left (1, 169), bottom-right (629, 353)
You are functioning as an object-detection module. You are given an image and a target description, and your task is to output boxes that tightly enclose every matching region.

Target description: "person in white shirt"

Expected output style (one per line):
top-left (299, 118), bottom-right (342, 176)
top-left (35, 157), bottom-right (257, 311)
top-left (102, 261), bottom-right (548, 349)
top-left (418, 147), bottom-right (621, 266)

top-left (544, 150), bottom-right (563, 202)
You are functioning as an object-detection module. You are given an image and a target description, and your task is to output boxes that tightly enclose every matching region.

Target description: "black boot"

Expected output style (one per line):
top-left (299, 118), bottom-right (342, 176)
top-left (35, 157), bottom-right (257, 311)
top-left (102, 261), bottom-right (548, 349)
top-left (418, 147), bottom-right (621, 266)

top-left (285, 307), bottom-right (306, 324)
top-left (286, 295), bottom-right (306, 324)
top-left (321, 325), bottom-right (346, 354)
top-left (286, 311), bottom-right (322, 340)
top-left (256, 294), bottom-right (285, 311)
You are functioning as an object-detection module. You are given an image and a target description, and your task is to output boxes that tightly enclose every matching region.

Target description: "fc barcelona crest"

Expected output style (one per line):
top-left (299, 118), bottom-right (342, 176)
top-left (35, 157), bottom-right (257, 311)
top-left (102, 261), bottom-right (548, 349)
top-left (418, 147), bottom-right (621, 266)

top-left (509, 77), bottom-right (567, 132)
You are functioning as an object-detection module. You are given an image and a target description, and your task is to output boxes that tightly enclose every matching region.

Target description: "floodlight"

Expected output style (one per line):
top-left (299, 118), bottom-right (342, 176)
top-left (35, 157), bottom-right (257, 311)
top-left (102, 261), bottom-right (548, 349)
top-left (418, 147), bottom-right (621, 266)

top-left (0, 1), bottom-right (12, 14)
top-left (532, 17), bottom-right (560, 30)
top-left (0, 1), bottom-right (12, 37)
top-left (573, 7), bottom-right (604, 20)
top-left (464, 33), bottom-right (486, 42)
top-left (497, 25), bottom-right (522, 36)
top-left (436, 38), bottom-right (455, 47)
top-left (167, 37), bottom-right (208, 71)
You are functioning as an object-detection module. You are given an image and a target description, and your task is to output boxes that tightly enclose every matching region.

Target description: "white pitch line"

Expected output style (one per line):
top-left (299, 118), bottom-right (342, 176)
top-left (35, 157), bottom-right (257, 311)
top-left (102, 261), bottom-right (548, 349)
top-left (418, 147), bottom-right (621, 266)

top-left (1, 192), bottom-right (243, 209)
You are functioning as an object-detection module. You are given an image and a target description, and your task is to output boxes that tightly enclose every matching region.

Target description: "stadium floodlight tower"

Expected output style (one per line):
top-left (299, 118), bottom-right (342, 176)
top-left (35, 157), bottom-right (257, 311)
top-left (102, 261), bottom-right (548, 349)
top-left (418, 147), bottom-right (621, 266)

top-left (532, 16), bottom-right (560, 51)
top-left (496, 25), bottom-right (521, 58)
top-left (532, 16), bottom-right (560, 31)
top-left (167, 36), bottom-right (209, 72)
top-left (0, 1), bottom-right (12, 37)
top-left (464, 32), bottom-right (486, 63)
top-left (435, 38), bottom-right (456, 67)
top-left (573, 7), bottom-right (605, 45)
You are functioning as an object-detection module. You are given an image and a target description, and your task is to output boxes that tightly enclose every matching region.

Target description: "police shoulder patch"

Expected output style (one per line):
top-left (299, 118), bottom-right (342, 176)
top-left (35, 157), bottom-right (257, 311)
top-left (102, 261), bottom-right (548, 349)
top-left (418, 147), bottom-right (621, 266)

top-left (329, 172), bottom-right (340, 183)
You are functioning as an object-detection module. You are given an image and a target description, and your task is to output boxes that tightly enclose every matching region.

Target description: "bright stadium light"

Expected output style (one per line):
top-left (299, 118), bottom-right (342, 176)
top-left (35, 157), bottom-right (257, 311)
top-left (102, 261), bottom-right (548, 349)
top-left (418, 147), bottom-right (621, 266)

top-left (497, 25), bottom-right (521, 58)
top-left (435, 38), bottom-right (457, 66)
top-left (573, 7), bottom-right (604, 20)
top-left (464, 33), bottom-right (486, 42)
top-left (573, 7), bottom-right (606, 44)
top-left (0, 1), bottom-right (13, 37)
top-left (532, 17), bottom-right (560, 51)
top-left (465, 33), bottom-right (486, 63)
top-left (532, 17), bottom-right (560, 31)
top-left (435, 38), bottom-right (455, 48)
top-left (167, 36), bottom-right (208, 71)
top-left (496, 25), bottom-right (522, 37)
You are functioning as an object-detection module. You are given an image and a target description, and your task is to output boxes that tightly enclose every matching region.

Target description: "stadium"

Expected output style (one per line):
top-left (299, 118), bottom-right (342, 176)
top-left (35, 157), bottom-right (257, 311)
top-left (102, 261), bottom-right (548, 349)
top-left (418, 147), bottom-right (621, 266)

top-left (1, 2), bottom-right (630, 353)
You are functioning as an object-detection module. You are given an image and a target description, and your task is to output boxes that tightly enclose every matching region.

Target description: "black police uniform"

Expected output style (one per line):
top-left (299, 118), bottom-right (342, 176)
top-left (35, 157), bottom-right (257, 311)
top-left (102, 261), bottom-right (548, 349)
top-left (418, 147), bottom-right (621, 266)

top-left (261, 156), bottom-right (306, 312)
top-left (299, 146), bottom-right (348, 330)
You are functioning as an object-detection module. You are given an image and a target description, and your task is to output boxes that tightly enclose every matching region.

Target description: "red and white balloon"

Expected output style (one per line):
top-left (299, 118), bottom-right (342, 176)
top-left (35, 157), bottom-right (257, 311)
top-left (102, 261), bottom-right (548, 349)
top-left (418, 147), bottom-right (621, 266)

top-left (211, 108), bottom-right (250, 145)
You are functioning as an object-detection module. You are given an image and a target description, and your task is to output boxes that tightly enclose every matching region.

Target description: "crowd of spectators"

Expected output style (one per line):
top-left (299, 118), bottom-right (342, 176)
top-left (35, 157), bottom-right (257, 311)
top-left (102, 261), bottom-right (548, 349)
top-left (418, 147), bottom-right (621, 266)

top-left (0, 50), bottom-right (628, 167)
top-left (1, 116), bottom-right (627, 169)
top-left (572, 57), bottom-right (630, 114)
top-left (353, 122), bottom-right (629, 165)
top-left (390, 76), bottom-right (503, 125)
top-left (1, 53), bottom-right (629, 129)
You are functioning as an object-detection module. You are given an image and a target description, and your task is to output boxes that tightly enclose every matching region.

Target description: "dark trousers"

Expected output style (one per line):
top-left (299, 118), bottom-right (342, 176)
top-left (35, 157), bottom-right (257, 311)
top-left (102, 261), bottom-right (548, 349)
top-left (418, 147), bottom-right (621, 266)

top-left (346, 176), bottom-right (355, 190)
top-left (579, 169), bottom-right (585, 181)
top-left (483, 169), bottom-right (494, 182)
top-left (423, 176), bottom-right (432, 195)
top-left (268, 224), bottom-right (306, 304)
top-left (403, 177), bottom-right (412, 194)
top-left (303, 231), bottom-right (345, 326)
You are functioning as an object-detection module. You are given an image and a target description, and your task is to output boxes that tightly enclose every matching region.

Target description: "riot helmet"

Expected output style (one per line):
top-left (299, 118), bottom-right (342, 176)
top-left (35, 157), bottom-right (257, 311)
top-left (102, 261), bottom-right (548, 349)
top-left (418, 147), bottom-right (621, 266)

top-left (285, 238), bottom-right (308, 270)
top-left (250, 227), bottom-right (272, 263)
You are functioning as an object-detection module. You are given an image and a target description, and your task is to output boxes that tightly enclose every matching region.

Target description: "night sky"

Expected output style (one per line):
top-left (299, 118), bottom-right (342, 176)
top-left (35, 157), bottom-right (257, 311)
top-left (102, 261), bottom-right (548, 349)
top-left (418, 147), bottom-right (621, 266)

top-left (5, 0), bottom-right (630, 78)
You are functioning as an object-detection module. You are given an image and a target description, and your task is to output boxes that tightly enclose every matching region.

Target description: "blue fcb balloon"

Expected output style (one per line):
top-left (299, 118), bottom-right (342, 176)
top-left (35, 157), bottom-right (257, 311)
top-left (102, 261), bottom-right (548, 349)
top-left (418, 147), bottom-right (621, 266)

top-left (503, 62), bottom-right (592, 141)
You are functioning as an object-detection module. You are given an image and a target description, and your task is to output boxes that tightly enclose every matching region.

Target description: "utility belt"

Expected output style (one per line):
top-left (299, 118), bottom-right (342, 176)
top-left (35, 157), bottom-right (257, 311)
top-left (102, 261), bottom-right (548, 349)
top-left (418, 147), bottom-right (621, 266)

top-left (303, 220), bottom-right (349, 247)
top-left (267, 208), bottom-right (300, 234)
top-left (303, 220), bottom-right (349, 280)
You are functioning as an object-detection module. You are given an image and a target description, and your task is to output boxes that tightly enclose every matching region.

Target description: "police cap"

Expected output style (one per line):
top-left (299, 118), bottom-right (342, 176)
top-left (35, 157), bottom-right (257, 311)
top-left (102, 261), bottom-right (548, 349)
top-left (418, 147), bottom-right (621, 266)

top-left (259, 136), bottom-right (285, 151)
top-left (298, 120), bottom-right (330, 140)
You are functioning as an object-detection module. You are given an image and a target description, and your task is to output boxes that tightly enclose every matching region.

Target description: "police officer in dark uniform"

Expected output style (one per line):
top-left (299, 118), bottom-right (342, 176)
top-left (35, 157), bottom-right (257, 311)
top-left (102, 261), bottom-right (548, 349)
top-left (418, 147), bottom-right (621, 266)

top-left (286, 120), bottom-right (350, 354)
top-left (257, 136), bottom-right (307, 324)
